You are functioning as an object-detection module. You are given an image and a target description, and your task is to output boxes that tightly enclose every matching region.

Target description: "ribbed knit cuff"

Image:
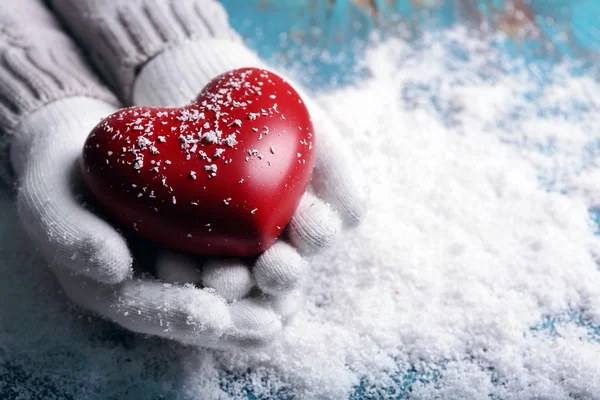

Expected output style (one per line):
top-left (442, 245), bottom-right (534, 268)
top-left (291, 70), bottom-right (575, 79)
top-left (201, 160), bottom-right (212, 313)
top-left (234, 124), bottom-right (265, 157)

top-left (0, 8), bottom-right (119, 188)
top-left (49, 0), bottom-right (241, 104)
top-left (0, 34), bottom-right (118, 134)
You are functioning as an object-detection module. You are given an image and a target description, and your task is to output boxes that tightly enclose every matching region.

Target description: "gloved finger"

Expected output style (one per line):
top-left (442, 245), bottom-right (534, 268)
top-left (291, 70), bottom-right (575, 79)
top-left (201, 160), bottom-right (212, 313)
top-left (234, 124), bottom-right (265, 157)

top-left (156, 251), bottom-right (255, 303)
top-left (202, 258), bottom-right (255, 302)
top-left (288, 191), bottom-right (342, 254)
top-left (223, 297), bottom-right (282, 348)
top-left (12, 98), bottom-right (132, 284)
top-left (53, 265), bottom-right (233, 349)
top-left (253, 241), bottom-right (307, 296)
top-left (305, 103), bottom-right (368, 227)
top-left (155, 251), bottom-right (202, 285)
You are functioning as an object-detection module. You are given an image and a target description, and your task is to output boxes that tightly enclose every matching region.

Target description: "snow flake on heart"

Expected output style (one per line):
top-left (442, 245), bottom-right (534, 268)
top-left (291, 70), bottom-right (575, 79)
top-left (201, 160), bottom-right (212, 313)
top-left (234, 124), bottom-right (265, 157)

top-left (96, 68), bottom-right (298, 179)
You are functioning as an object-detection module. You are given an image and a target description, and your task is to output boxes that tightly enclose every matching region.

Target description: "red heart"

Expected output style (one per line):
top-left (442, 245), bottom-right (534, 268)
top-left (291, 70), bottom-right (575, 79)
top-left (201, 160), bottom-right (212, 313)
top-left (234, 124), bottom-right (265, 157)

top-left (81, 68), bottom-right (315, 257)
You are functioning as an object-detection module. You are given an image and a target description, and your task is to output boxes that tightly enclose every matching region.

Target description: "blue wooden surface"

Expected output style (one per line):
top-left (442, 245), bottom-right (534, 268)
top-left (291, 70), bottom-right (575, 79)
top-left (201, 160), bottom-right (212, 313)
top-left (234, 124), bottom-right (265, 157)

top-left (2, 1), bottom-right (600, 399)
top-left (220, 0), bottom-right (600, 91)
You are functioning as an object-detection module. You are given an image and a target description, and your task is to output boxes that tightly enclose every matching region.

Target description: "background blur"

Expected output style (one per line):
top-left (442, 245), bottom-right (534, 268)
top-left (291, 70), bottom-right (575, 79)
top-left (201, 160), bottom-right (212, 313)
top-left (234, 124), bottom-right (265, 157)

top-left (220, 0), bottom-right (599, 90)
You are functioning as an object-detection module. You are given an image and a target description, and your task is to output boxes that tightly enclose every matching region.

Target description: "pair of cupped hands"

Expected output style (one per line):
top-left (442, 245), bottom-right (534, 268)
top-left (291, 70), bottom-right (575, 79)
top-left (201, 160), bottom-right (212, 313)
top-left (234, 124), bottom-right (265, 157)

top-left (11, 39), bottom-right (366, 349)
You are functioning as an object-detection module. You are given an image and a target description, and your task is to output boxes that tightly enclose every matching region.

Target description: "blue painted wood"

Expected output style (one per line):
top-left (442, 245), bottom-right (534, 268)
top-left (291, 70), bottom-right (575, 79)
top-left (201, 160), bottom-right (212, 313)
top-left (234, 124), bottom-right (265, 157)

top-left (219, 0), bottom-right (600, 93)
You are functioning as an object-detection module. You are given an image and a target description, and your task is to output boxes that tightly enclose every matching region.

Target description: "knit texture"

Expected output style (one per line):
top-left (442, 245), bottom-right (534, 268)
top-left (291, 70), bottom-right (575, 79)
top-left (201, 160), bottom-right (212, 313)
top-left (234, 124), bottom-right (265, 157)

top-left (0, 1), bottom-right (118, 186)
top-left (12, 95), bottom-right (285, 348)
top-left (12, 97), bottom-right (132, 285)
top-left (49, 0), bottom-right (240, 103)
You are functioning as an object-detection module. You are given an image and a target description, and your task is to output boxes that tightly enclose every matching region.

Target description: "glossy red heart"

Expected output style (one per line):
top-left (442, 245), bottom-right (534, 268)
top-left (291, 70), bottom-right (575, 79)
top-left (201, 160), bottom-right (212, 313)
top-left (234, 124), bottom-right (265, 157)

top-left (81, 68), bottom-right (315, 257)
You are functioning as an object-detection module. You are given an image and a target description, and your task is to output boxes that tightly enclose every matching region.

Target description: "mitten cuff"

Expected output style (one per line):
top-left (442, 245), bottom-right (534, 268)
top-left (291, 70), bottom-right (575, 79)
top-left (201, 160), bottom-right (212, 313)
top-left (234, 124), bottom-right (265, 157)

top-left (133, 39), bottom-right (266, 107)
top-left (50, 0), bottom-right (241, 103)
top-left (0, 34), bottom-right (118, 136)
top-left (0, 8), bottom-right (119, 188)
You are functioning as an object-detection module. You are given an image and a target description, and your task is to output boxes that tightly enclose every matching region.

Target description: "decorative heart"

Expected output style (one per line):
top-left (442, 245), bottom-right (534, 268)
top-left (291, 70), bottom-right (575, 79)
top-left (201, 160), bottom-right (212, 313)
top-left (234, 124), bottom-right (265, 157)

top-left (81, 68), bottom-right (315, 257)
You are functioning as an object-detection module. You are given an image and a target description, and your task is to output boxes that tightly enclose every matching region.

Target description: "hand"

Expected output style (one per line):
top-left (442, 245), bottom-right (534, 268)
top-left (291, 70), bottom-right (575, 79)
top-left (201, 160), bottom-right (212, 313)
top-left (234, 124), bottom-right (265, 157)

top-left (10, 96), bottom-right (281, 348)
top-left (131, 38), bottom-right (367, 319)
top-left (10, 40), bottom-right (366, 349)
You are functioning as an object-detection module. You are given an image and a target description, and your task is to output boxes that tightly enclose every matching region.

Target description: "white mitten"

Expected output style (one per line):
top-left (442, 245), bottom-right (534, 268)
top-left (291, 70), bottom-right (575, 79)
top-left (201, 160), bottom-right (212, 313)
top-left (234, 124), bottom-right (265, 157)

top-left (3, 0), bottom-right (367, 349)
top-left (133, 39), bottom-right (367, 319)
top-left (12, 97), bottom-right (282, 348)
